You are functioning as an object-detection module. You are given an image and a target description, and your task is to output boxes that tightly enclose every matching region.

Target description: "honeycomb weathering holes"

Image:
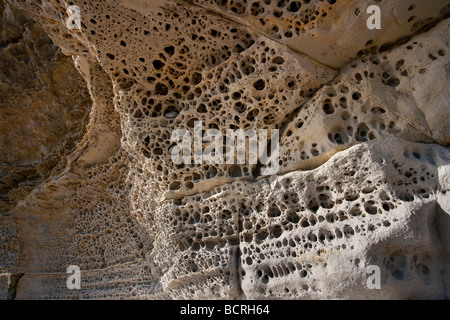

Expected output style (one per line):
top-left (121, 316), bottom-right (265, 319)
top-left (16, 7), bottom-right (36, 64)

top-left (2, 0), bottom-right (450, 300)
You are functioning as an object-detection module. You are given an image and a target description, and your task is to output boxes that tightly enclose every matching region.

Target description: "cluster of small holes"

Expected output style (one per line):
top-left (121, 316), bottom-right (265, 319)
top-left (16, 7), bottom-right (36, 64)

top-left (8, 0), bottom-right (449, 301)
top-left (115, 34), bottom-right (332, 193)
top-left (67, 153), bottom-right (154, 270)
top-left (278, 80), bottom-right (407, 170)
top-left (358, 2), bottom-right (450, 58)
top-left (237, 141), bottom-right (439, 298)
top-left (275, 22), bottom-right (450, 174)
top-left (150, 184), bottom-right (250, 298)
top-left (369, 251), bottom-right (435, 286)
top-left (148, 139), bottom-right (441, 298)
top-left (194, 0), bottom-right (339, 41)
top-left (59, 0), bottom-right (336, 198)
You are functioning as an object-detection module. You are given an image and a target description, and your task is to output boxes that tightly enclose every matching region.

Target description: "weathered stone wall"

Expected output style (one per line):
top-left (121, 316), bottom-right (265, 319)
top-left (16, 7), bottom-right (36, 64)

top-left (0, 0), bottom-right (449, 299)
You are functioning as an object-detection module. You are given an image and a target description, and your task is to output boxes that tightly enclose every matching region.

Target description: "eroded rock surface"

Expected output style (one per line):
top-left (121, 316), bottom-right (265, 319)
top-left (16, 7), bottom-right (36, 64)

top-left (0, 0), bottom-right (449, 299)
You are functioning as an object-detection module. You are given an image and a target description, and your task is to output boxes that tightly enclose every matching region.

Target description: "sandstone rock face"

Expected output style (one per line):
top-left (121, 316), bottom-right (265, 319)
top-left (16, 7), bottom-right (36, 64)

top-left (0, 0), bottom-right (449, 300)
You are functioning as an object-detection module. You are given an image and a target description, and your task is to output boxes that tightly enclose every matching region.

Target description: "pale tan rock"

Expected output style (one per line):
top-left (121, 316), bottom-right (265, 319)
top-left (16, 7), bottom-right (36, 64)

top-left (0, 0), bottom-right (449, 300)
top-left (189, 0), bottom-right (450, 68)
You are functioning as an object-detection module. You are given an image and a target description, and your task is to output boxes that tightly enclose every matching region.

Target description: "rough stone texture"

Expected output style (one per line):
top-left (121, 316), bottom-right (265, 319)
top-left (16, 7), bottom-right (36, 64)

top-left (0, 0), bottom-right (449, 299)
top-left (0, 0), bottom-right (91, 215)
top-left (0, 0), bottom-right (92, 288)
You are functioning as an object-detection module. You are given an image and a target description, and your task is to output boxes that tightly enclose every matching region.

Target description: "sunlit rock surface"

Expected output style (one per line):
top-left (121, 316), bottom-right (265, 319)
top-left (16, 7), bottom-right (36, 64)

top-left (0, 0), bottom-right (449, 299)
